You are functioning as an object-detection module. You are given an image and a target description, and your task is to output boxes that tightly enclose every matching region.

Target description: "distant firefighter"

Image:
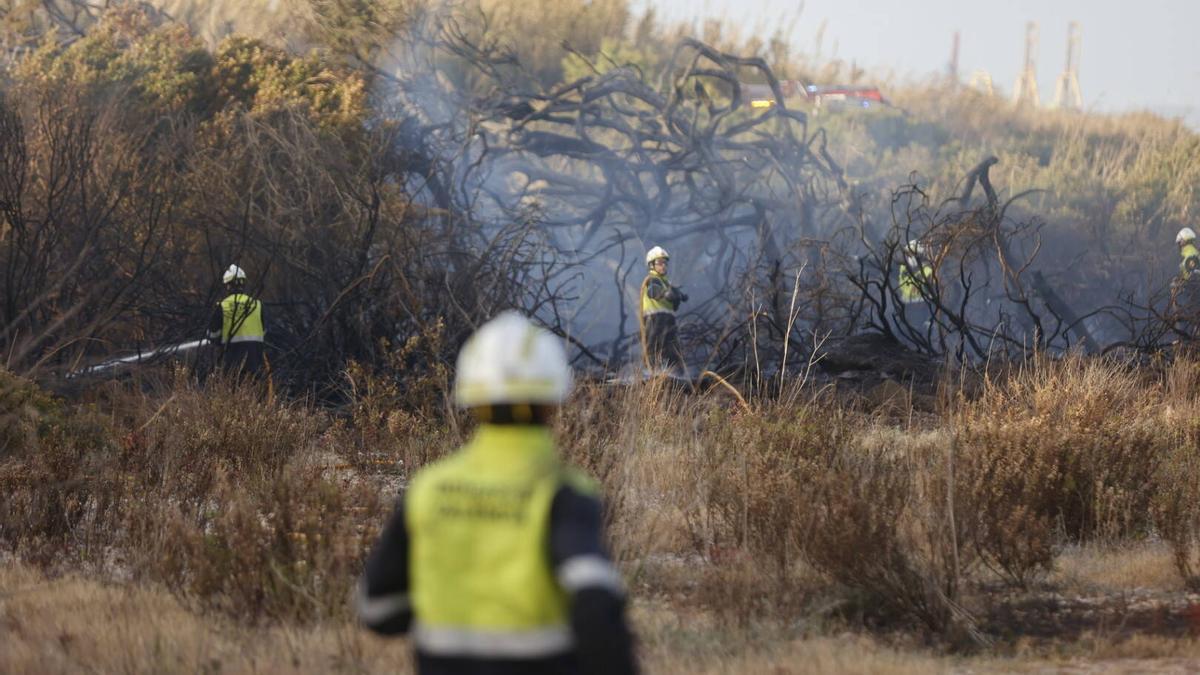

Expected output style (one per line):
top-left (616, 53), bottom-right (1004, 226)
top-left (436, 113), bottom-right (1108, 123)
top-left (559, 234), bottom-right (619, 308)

top-left (1178, 228), bottom-right (1200, 281)
top-left (640, 246), bottom-right (687, 372)
top-left (897, 239), bottom-right (935, 329)
top-left (1173, 229), bottom-right (1200, 338)
top-left (357, 311), bottom-right (638, 675)
top-left (208, 263), bottom-right (266, 376)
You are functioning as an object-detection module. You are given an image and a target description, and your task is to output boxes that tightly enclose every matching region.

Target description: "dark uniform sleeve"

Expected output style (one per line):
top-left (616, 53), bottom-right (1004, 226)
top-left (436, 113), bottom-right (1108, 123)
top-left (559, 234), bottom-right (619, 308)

top-left (357, 495), bottom-right (413, 636)
top-left (664, 286), bottom-right (682, 310)
top-left (646, 278), bottom-right (683, 311)
top-left (208, 304), bottom-right (223, 340)
top-left (644, 277), bottom-right (667, 301)
top-left (549, 484), bottom-right (638, 675)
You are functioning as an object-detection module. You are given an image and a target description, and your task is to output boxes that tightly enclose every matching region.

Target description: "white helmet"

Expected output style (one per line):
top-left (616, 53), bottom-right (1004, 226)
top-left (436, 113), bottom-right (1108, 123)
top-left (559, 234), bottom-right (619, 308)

top-left (646, 246), bottom-right (669, 266)
top-left (905, 239), bottom-right (925, 256)
top-left (222, 264), bottom-right (246, 284)
top-left (1178, 228), bottom-right (1197, 245)
top-left (454, 311), bottom-right (572, 408)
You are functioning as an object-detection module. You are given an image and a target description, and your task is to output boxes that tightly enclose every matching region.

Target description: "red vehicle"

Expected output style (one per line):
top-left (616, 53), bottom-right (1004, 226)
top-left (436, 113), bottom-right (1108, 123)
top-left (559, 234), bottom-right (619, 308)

top-left (742, 81), bottom-right (889, 111)
top-left (806, 85), bottom-right (889, 110)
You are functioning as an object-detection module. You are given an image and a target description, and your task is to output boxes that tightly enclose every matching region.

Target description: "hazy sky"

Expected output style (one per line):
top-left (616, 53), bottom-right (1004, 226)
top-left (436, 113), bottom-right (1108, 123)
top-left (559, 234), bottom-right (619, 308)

top-left (642, 0), bottom-right (1198, 123)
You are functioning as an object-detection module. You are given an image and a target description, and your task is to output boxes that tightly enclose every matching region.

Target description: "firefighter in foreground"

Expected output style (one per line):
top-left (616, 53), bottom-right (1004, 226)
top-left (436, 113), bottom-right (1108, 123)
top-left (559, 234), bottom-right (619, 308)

top-left (897, 239), bottom-right (935, 330)
top-left (208, 263), bottom-right (266, 375)
top-left (640, 246), bottom-right (687, 372)
top-left (357, 311), bottom-right (638, 675)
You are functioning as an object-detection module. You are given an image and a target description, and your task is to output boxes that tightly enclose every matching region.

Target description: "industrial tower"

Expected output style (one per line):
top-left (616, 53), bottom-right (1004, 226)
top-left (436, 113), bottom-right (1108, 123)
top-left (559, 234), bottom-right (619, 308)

top-left (1052, 22), bottom-right (1083, 110)
top-left (1012, 22), bottom-right (1040, 107)
top-left (948, 31), bottom-right (960, 85)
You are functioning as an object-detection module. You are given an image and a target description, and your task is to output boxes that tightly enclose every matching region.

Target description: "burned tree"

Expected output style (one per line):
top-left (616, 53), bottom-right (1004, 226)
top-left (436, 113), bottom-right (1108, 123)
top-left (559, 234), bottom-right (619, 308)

top-left (389, 27), bottom-right (860, 372)
top-left (6, 5), bottom-right (1192, 397)
top-left (849, 157), bottom-right (1111, 362)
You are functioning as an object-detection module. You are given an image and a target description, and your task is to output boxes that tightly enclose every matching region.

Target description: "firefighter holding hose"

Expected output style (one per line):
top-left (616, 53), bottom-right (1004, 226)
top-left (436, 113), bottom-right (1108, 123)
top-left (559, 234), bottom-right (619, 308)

top-left (208, 263), bottom-right (266, 376)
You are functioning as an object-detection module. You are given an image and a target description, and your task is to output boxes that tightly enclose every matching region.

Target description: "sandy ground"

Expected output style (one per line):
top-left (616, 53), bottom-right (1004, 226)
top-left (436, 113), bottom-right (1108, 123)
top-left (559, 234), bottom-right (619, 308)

top-left (7, 558), bottom-right (1200, 674)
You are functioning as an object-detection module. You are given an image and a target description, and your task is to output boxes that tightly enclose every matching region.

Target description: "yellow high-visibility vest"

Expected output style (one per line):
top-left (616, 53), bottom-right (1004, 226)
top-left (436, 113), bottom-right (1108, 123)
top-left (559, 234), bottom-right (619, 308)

top-left (1182, 243), bottom-right (1200, 280)
top-left (219, 293), bottom-right (264, 343)
top-left (641, 272), bottom-right (674, 316)
top-left (898, 263), bottom-right (934, 304)
top-left (405, 425), bottom-right (598, 659)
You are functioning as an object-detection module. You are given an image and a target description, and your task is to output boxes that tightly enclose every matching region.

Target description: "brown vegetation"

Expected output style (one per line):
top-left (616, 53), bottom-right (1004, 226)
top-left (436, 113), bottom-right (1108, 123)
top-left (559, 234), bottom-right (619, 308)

top-left (7, 355), bottom-right (1200, 668)
top-left (7, 1), bottom-right (1200, 672)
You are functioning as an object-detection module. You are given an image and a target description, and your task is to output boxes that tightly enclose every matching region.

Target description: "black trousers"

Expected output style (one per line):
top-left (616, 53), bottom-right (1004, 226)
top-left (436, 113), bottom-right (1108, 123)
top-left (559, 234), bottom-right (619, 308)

top-left (221, 342), bottom-right (265, 377)
top-left (898, 301), bottom-right (931, 330)
top-left (644, 313), bottom-right (684, 370)
top-left (1175, 278), bottom-right (1200, 339)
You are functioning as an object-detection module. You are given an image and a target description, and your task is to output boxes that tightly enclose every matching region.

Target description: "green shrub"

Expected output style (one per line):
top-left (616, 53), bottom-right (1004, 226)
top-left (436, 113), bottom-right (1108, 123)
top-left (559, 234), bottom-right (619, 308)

top-left (0, 367), bottom-right (58, 458)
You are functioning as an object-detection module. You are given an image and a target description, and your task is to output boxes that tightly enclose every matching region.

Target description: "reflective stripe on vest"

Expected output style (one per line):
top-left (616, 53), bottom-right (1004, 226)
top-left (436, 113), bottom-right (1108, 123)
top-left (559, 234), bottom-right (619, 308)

top-left (641, 272), bottom-right (674, 316)
top-left (355, 581), bottom-right (410, 626)
top-left (557, 554), bottom-right (624, 595)
top-left (413, 624), bottom-right (573, 659)
top-left (406, 426), bottom-right (600, 655)
top-left (220, 293), bottom-right (264, 343)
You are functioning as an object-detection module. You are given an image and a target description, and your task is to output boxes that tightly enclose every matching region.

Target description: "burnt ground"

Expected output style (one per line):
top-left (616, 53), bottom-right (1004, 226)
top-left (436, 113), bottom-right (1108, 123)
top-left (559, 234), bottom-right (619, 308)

top-left (982, 588), bottom-right (1200, 645)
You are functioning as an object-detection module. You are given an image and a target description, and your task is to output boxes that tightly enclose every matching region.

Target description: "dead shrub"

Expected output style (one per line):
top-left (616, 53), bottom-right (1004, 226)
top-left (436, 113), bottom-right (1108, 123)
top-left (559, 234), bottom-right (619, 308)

top-left (1150, 444), bottom-right (1200, 590)
top-left (956, 356), bottom-right (1167, 586)
top-left (336, 320), bottom-right (459, 476)
top-left (691, 546), bottom-right (814, 629)
top-left (129, 373), bottom-right (325, 503)
top-left (703, 408), bottom-right (839, 572)
top-left (111, 374), bottom-right (395, 622)
top-left (1151, 358), bottom-right (1200, 591)
top-left (1, 370), bottom-right (391, 624)
top-left (134, 463), bottom-right (385, 622)
top-left (800, 430), bottom-right (980, 642)
top-left (611, 387), bottom-right (983, 639)
top-left (0, 370), bottom-right (123, 566)
top-left (556, 381), bottom-right (634, 482)
top-left (678, 400), bottom-right (980, 639)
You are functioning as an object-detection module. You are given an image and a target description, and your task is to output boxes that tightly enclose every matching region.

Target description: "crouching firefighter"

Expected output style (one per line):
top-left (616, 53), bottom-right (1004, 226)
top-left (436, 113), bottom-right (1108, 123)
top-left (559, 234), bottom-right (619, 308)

top-left (640, 246), bottom-right (687, 372)
top-left (208, 263), bottom-right (266, 376)
top-left (357, 311), bottom-right (638, 675)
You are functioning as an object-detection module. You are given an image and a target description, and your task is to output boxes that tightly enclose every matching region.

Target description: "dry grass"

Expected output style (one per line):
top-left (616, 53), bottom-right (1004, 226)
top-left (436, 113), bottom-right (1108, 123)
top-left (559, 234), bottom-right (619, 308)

top-left (0, 562), bottom-right (411, 674)
top-left (2, 561), bottom-right (957, 675)
top-left (9, 355), bottom-right (1200, 669)
top-left (11, 560), bottom-right (1200, 674)
top-left (1055, 543), bottom-right (1183, 594)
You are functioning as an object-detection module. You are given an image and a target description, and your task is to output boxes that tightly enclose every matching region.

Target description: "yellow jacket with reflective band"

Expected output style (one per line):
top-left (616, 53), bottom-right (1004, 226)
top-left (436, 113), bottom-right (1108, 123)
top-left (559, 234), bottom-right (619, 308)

top-left (898, 263), bottom-right (934, 304)
top-left (641, 271), bottom-right (674, 316)
top-left (406, 425), bottom-right (598, 650)
top-left (1181, 243), bottom-right (1200, 280)
top-left (219, 293), bottom-right (264, 343)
